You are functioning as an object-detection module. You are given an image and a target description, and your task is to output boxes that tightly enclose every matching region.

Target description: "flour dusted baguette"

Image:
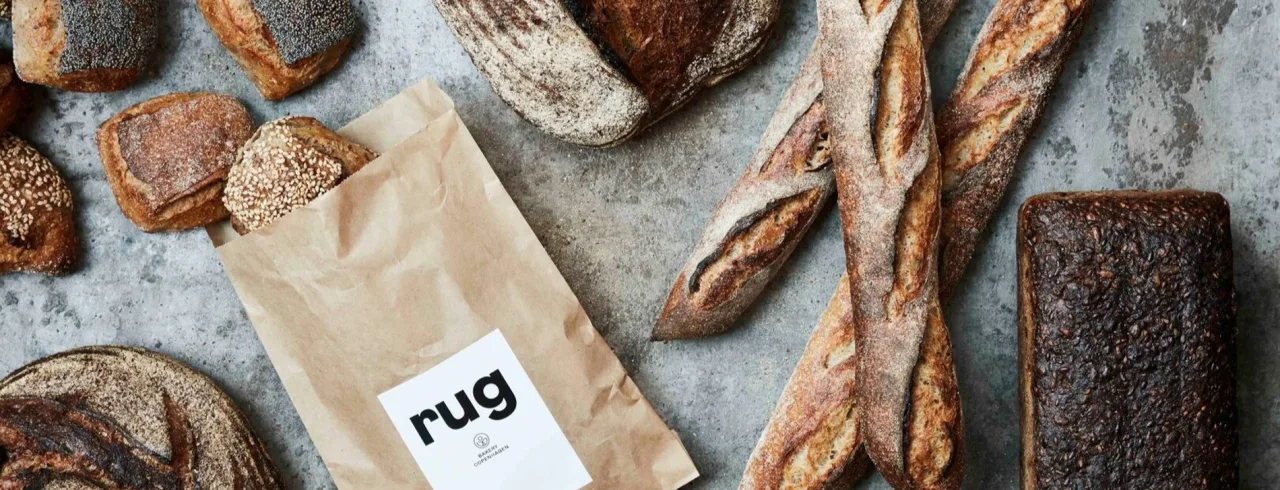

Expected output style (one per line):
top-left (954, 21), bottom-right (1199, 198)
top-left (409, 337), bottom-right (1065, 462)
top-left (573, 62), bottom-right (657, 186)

top-left (653, 0), bottom-right (957, 341)
top-left (820, 0), bottom-right (962, 488)
top-left (739, 277), bottom-right (872, 489)
top-left (937, 0), bottom-right (1093, 298)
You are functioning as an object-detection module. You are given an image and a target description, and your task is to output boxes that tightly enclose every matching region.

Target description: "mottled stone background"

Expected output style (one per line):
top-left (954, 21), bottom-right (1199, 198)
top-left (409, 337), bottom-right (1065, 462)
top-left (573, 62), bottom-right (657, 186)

top-left (1, 0), bottom-right (1276, 488)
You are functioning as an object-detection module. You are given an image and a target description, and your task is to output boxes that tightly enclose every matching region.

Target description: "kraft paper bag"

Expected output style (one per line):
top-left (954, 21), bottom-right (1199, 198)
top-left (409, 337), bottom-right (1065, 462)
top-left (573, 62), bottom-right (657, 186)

top-left (209, 78), bottom-right (698, 489)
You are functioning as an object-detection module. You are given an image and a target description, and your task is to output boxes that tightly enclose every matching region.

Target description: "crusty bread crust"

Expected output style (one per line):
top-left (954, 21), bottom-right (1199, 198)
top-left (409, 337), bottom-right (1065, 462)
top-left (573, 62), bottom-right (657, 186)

top-left (97, 93), bottom-right (254, 232)
top-left (739, 277), bottom-right (873, 490)
top-left (0, 53), bottom-right (24, 132)
top-left (936, 0), bottom-right (1092, 298)
top-left (653, 0), bottom-right (958, 341)
top-left (0, 346), bottom-right (282, 489)
top-left (819, 0), bottom-right (963, 487)
top-left (12, 0), bottom-right (158, 92)
top-left (435, 0), bottom-right (779, 147)
top-left (0, 134), bottom-right (77, 276)
top-left (197, 0), bottom-right (356, 101)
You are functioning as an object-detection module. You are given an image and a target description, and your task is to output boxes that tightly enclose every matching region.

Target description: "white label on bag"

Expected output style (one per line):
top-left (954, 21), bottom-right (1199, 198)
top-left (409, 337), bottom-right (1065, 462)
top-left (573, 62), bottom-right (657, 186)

top-left (379, 330), bottom-right (592, 490)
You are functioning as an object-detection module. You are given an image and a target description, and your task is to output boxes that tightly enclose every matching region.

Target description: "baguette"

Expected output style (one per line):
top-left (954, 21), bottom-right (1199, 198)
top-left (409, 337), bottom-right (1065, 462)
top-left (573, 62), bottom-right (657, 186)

top-left (937, 0), bottom-right (1093, 298)
top-left (1018, 191), bottom-right (1237, 489)
top-left (820, 0), bottom-right (963, 488)
top-left (653, 0), bottom-right (958, 341)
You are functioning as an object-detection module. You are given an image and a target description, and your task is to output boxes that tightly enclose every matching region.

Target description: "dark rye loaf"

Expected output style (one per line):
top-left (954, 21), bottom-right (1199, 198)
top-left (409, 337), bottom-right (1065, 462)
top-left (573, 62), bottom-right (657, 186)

top-left (1018, 190), bottom-right (1238, 489)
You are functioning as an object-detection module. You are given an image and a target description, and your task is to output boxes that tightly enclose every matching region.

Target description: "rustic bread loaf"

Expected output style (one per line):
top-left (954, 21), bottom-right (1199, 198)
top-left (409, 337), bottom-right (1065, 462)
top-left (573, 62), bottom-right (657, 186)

top-left (223, 116), bottom-right (376, 234)
top-left (819, 0), bottom-right (963, 488)
top-left (0, 52), bottom-right (24, 132)
top-left (0, 134), bottom-right (77, 276)
top-left (652, 0), bottom-right (958, 341)
top-left (0, 0), bottom-right (9, 19)
top-left (434, 0), bottom-right (780, 147)
top-left (1018, 190), bottom-right (1237, 489)
top-left (0, 346), bottom-right (283, 489)
top-left (12, 0), bottom-right (160, 92)
top-left (198, 0), bottom-right (359, 101)
top-left (739, 277), bottom-right (872, 489)
top-left (937, 0), bottom-right (1094, 299)
top-left (97, 93), bottom-right (255, 232)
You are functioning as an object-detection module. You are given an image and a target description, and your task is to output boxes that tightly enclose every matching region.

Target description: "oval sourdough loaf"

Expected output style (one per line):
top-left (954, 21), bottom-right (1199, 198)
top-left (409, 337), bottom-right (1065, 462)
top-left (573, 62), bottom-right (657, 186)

top-left (434, 0), bottom-right (780, 147)
top-left (0, 346), bottom-right (282, 488)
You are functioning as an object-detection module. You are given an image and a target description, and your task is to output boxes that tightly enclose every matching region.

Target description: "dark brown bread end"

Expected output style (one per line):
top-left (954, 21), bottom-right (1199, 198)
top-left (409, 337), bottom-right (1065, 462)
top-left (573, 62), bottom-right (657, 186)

top-left (1018, 190), bottom-right (1237, 489)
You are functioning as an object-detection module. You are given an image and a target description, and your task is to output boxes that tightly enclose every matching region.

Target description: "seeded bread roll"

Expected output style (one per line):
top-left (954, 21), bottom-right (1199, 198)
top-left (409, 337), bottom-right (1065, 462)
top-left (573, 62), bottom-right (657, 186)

top-left (0, 134), bottom-right (77, 276)
top-left (1018, 191), bottom-right (1237, 489)
top-left (1, 0), bottom-right (9, 19)
top-left (0, 52), bottom-right (25, 132)
top-left (435, 0), bottom-right (780, 147)
top-left (12, 0), bottom-right (160, 92)
top-left (0, 346), bottom-right (283, 489)
top-left (224, 116), bottom-right (376, 234)
top-left (198, 0), bottom-right (359, 101)
top-left (820, 0), bottom-right (963, 487)
top-left (97, 93), bottom-right (255, 232)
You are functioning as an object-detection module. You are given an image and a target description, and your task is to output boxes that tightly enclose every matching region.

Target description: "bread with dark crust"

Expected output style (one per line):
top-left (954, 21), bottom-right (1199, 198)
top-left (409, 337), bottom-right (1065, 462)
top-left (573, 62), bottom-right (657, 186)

top-left (12, 0), bottom-right (160, 92)
top-left (0, 346), bottom-right (283, 489)
top-left (652, 0), bottom-right (958, 341)
top-left (197, 0), bottom-right (359, 101)
top-left (937, 0), bottom-right (1093, 299)
top-left (0, 134), bottom-right (77, 276)
top-left (0, 52), bottom-right (24, 132)
top-left (434, 0), bottom-right (780, 147)
top-left (819, 0), bottom-right (963, 487)
top-left (1018, 190), bottom-right (1237, 489)
top-left (97, 93), bottom-right (255, 232)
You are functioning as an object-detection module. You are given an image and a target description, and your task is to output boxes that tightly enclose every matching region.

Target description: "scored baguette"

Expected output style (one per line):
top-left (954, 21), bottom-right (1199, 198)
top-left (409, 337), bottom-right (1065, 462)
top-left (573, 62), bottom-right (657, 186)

top-left (936, 0), bottom-right (1093, 298)
top-left (653, 0), bottom-right (958, 341)
top-left (820, 0), bottom-right (963, 488)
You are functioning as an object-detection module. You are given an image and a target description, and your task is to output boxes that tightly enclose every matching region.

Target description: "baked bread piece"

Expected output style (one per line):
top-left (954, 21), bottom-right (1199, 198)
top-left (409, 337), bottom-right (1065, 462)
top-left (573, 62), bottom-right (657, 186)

top-left (740, 277), bottom-right (872, 489)
top-left (1, 0), bottom-right (10, 19)
top-left (224, 116), bottom-right (376, 234)
top-left (12, 0), bottom-right (160, 92)
top-left (0, 52), bottom-right (25, 132)
top-left (820, 0), bottom-right (963, 488)
top-left (97, 93), bottom-right (255, 232)
top-left (0, 346), bottom-right (283, 489)
top-left (937, 0), bottom-right (1094, 299)
top-left (197, 0), bottom-right (359, 101)
top-left (653, 0), bottom-right (958, 341)
top-left (0, 134), bottom-right (77, 276)
top-left (1018, 190), bottom-right (1237, 489)
top-left (435, 0), bottom-right (780, 147)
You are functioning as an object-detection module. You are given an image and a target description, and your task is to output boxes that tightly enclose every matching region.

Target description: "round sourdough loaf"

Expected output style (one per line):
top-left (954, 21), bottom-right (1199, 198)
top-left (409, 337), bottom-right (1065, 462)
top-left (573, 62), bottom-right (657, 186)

top-left (0, 346), bottom-right (282, 489)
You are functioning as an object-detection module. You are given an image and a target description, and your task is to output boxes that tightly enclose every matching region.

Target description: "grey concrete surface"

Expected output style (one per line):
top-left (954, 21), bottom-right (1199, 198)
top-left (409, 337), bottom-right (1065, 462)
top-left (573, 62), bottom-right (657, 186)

top-left (1, 0), bottom-right (1277, 488)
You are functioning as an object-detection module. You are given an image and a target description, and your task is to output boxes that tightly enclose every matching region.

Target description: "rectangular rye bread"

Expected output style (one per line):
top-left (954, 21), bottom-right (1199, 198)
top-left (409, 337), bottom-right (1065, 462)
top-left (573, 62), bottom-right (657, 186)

top-left (1018, 190), bottom-right (1238, 489)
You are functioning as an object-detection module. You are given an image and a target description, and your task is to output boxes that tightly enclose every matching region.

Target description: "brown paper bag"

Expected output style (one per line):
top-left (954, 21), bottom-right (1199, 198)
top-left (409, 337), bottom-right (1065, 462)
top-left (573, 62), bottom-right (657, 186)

top-left (210, 79), bottom-right (698, 489)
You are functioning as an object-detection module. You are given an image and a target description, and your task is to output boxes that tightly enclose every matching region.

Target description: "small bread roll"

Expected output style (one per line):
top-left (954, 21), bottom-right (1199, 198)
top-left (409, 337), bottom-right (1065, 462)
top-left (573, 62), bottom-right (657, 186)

top-left (0, 346), bottom-right (283, 489)
top-left (12, 0), bottom-right (161, 92)
top-left (0, 52), bottom-right (25, 132)
top-left (97, 93), bottom-right (255, 232)
top-left (223, 116), bottom-right (375, 234)
top-left (0, 0), bottom-right (10, 21)
top-left (0, 133), bottom-right (77, 276)
top-left (198, 0), bottom-right (360, 101)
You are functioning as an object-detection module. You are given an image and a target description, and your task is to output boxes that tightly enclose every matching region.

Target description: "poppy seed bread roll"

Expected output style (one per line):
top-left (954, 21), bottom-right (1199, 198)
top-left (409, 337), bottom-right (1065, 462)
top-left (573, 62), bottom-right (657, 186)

top-left (198, 0), bottom-right (360, 101)
top-left (12, 0), bottom-right (161, 92)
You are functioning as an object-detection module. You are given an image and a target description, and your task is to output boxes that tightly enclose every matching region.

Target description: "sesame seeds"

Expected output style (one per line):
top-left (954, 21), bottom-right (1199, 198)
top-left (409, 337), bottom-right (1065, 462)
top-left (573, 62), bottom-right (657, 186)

top-left (0, 134), bottom-right (73, 246)
top-left (252, 0), bottom-right (359, 65)
top-left (57, 0), bottom-right (160, 75)
top-left (223, 119), bottom-right (344, 233)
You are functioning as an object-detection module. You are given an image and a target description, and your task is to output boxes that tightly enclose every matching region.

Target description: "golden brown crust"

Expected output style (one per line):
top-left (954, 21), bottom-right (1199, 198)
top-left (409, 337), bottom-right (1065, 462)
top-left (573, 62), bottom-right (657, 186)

top-left (196, 0), bottom-right (356, 101)
top-left (97, 93), bottom-right (254, 232)
top-left (819, 0), bottom-right (962, 487)
top-left (0, 134), bottom-right (77, 276)
top-left (11, 0), bottom-right (159, 92)
top-left (0, 346), bottom-right (283, 489)
top-left (936, 0), bottom-right (1092, 299)
top-left (740, 277), bottom-right (873, 490)
top-left (0, 53), bottom-right (24, 132)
